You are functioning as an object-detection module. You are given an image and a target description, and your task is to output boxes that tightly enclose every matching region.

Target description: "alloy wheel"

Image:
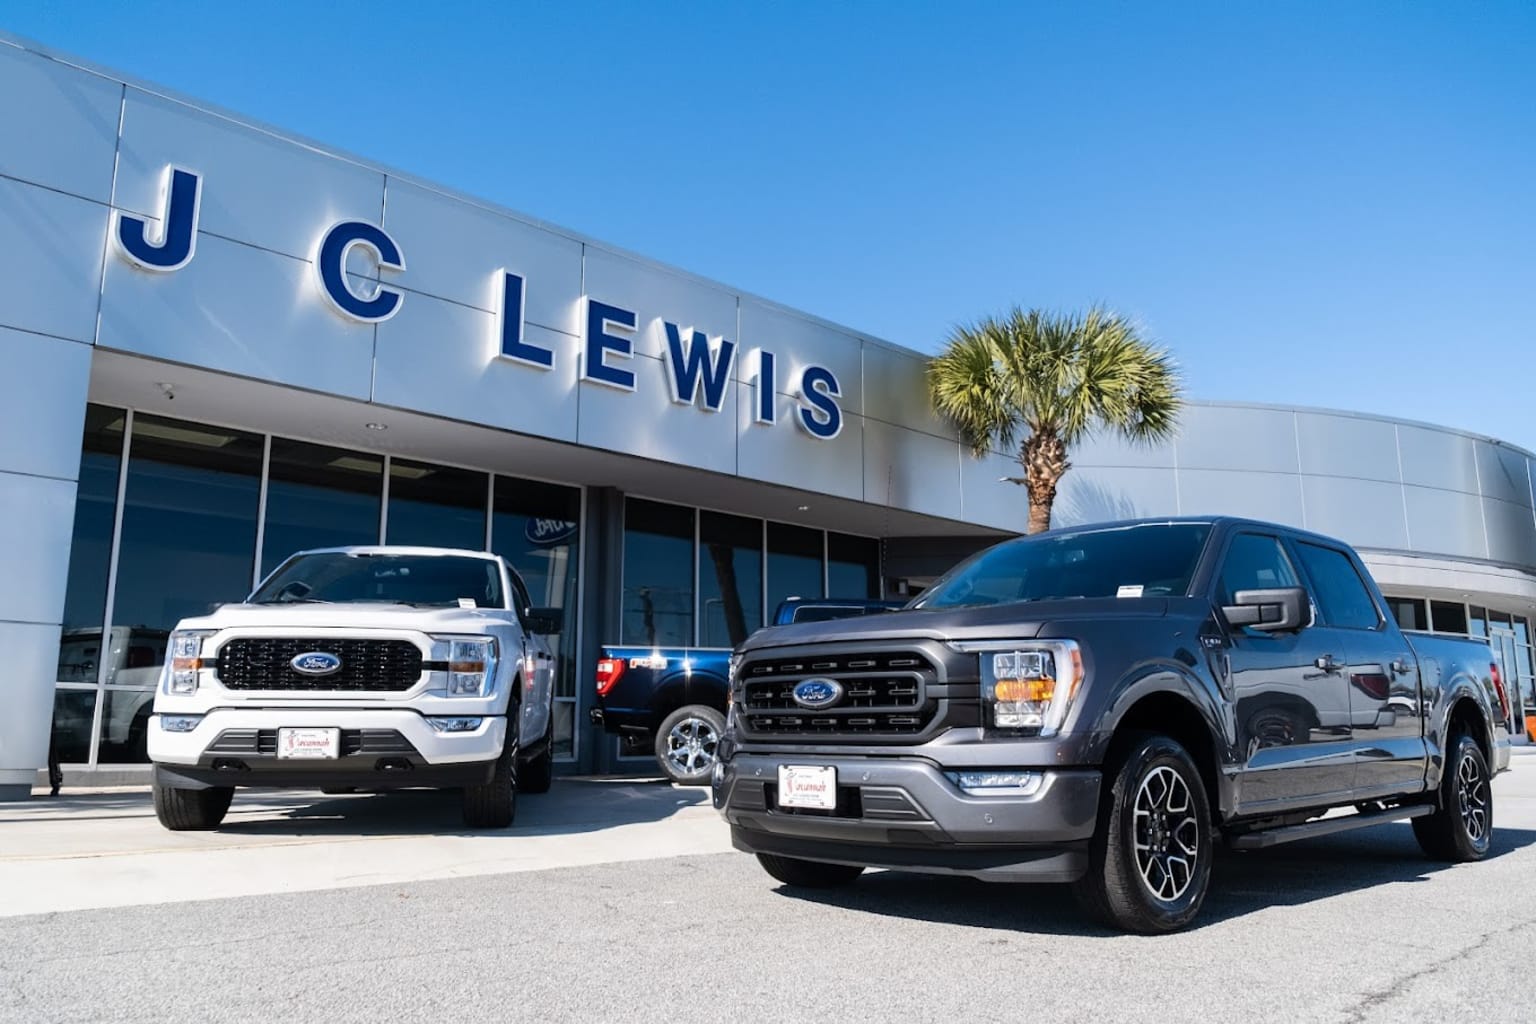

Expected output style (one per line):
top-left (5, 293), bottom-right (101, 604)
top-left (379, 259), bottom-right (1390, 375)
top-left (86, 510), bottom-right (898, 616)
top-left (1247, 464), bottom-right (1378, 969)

top-left (1456, 748), bottom-right (1490, 844)
top-left (664, 717), bottom-right (719, 775)
top-left (1133, 765), bottom-right (1200, 903)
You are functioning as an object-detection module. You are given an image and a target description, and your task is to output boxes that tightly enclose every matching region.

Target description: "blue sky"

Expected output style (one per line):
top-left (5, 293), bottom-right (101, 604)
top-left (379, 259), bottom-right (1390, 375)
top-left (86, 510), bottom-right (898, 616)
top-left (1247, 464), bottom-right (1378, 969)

top-left (9, 2), bottom-right (1535, 448)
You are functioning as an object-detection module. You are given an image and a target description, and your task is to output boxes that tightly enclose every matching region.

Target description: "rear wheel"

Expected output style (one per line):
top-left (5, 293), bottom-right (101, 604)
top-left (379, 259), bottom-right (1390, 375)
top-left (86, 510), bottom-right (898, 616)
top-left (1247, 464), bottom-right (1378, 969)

top-left (1073, 734), bottom-right (1213, 934)
top-left (462, 737), bottom-right (518, 829)
top-left (1413, 733), bottom-right (1492, 861)
top-left (756, 853), bottom-right (864, 888)
top-left (655, 705), bottom-right (725, 786)
top-left (152, 781), bottom-right (234, 831)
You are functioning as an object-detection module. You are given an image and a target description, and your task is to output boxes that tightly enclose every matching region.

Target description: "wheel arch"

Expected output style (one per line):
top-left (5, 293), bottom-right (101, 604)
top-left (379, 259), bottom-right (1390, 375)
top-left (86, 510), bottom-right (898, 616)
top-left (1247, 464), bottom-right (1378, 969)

top-left (1100, 687), bottom-right (1224, 824)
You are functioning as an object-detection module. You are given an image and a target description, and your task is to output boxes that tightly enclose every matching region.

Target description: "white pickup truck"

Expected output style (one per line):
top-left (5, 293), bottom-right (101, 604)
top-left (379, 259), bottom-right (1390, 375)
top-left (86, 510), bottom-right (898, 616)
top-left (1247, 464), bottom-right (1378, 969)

top-left (147, 546), bottom-right (561, 831)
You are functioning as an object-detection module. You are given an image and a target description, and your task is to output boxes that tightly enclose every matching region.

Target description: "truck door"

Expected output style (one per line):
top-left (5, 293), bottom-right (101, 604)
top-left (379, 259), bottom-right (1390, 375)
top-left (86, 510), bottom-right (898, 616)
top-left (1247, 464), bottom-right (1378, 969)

top-left (1219, 531), bottom-right (1357, 814)
top-left (1290, 540), bottom-right (1427, 799)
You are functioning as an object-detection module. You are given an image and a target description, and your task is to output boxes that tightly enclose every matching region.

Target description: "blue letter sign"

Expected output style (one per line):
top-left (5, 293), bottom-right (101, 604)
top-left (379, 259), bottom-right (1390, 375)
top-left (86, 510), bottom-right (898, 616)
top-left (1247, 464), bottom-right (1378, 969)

top-left (314, 221), bottom-right (405, 322)
top-left (797, 365), bottom-right (843, 440)
top-left (495, 270), bottom-right (553, 368)
top-left (114, 166), bottom-right (201, 271)
top-left (583, 299), bottom-right (638, 390)
top-left (663, 323), bottom-right (737, 412)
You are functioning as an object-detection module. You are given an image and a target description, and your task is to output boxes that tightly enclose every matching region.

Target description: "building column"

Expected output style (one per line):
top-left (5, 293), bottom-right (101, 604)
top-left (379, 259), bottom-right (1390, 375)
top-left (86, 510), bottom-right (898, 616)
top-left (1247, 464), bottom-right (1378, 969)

top-left (0, 328), bottom-right (91, 800)
top-left (579, 486), bottom-right (625, 773)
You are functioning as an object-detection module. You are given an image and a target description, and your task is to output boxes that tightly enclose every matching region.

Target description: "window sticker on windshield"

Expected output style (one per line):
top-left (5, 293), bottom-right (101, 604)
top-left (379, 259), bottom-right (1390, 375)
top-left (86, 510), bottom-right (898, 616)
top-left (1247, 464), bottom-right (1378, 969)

top-left (458, 597), bottom-right (477, 608)
top-left (1116, 585), bottom-right (1144, 598)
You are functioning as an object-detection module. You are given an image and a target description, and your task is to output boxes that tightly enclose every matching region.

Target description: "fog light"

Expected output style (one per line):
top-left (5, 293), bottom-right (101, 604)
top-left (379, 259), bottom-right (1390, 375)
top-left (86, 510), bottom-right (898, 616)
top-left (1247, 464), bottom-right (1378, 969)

top-left (946, 770), bottom-right (1043, 796)
top-left (426, 716), bottom-right (484, 733)
top-left (160, 715), bottom-right (203, 733)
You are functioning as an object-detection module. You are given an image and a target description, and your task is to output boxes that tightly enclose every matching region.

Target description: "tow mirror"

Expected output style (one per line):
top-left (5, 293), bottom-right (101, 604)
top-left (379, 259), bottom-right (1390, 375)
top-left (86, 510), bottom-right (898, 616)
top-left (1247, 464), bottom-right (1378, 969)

top-left (1223, 587), bottom-right (1307, 632)
top-left (527, 607), bottom-right (564, 635)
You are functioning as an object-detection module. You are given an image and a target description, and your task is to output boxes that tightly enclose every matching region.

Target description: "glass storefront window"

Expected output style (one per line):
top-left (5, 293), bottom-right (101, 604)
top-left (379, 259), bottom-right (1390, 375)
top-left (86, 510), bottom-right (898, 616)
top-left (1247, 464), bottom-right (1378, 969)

top-left (493, 476), bottom-right (582, 759)
top-left (1385, 597), bottom-right (1426, 632)
top-left (699, 512), bottom-right (763, 648)
top-left (622, 499), bottom-right (695, 647)
top-left (767, 522), bottom-right (824, 615)
top-left (261, 438), bottom-right (383, 577)
top-left (1430, 601), bottom-right (1468, 635)
top-left (1469, 606), bottom-right (1487, 638)
top-left (385, 458), bottom-right (487, 550)
top-left (49, 688), bottom-right (97, 765)
top-left (827, 532), bottom-right (880, 599)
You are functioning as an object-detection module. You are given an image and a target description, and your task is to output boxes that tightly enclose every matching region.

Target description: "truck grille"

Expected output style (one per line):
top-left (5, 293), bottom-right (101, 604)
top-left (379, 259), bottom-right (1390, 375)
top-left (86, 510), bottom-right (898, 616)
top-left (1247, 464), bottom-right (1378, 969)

top-left (739, 650), bottom-right (940, 739)
top-left (215, 638), bottom-right (423, 692)
top-left (205, 729), bottom-right (418, 756)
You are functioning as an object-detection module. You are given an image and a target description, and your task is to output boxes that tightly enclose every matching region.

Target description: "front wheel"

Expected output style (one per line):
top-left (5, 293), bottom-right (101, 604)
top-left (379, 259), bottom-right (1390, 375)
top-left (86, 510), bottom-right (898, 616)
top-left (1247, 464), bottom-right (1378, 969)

top-left (462, 738), bottom-right (518, 829)
top-left (1413, 733), bottom-right (1492, 861)
top-left (153, 781), bottom-right (234, 831)
top-left (655, 705), bottom-right (725, 786)
top-left (1073, 734), bottom-right (1213, 934)
top-left (756, 853), bottom-right (864, 888)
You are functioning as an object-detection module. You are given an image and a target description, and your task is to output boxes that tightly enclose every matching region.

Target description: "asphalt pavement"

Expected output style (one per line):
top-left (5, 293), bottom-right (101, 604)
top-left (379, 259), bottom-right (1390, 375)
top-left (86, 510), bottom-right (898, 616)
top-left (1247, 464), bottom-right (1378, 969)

top-left (5, 756), bottom-right (1536, 1024)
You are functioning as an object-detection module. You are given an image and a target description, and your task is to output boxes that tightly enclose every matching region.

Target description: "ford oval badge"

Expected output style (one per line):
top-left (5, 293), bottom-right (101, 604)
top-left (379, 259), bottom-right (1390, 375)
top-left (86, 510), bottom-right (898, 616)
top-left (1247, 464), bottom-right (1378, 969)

top-left (291, 651), bottom-right (342, 676)
top-left (792, 677), bottom-right (843, 709)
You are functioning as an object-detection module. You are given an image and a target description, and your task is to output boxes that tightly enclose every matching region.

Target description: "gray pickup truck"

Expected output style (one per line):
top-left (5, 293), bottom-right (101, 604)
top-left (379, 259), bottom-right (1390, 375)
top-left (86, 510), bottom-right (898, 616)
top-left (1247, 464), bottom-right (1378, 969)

top-left (713, 517), bottom-right (1513, 932)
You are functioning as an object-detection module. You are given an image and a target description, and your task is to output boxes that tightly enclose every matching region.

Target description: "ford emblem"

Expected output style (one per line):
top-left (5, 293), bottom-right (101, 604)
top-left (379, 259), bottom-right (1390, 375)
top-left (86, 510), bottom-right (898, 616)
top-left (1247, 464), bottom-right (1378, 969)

top-left (792, 677), bottom-right (843, 709)
top-left (290, 651), bottom-right (342, 676)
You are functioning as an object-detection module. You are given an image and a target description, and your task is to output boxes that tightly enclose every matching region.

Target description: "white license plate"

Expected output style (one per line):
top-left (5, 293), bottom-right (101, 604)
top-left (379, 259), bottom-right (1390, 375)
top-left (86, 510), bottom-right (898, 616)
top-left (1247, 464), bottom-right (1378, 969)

top-left (778, 765), bottom-right (837, 810)
top-left (276, 727), bottom-right (340, 759)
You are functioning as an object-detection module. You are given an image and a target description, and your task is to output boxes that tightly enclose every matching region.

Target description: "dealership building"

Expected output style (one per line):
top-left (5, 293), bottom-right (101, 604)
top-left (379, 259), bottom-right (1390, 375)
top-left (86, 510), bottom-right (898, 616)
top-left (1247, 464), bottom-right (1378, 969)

top-left (4, 34), bottom-right (1535, 798)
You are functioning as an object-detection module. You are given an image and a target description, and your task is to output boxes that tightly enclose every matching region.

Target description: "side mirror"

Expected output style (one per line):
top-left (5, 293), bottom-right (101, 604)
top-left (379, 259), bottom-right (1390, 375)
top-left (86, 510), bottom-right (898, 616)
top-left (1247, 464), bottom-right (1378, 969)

top-left (1223, 587), bottom-right (1308, 632)
top-left (527, 607), bottom-right (564, 635)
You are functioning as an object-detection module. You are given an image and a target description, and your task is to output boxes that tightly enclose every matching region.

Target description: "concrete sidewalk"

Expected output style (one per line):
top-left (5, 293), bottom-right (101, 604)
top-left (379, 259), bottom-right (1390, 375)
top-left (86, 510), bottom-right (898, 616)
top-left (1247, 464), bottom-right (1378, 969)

top-left (0, 778), bottom-right (732, 917)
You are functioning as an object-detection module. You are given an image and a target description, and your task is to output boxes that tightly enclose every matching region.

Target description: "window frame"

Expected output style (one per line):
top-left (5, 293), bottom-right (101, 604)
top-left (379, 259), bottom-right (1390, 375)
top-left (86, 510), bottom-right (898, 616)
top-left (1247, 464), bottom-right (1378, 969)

top-left (1287, 538), bottom-right (1385, 633)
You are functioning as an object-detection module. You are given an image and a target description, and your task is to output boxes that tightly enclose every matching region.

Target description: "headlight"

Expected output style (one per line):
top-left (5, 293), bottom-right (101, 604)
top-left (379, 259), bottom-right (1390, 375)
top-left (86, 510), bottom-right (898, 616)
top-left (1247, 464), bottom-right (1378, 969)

top-left (164, 630), bottom-right (214, 695)
top-left (434, 637), bottom-right (498, 697)
top-left (953, 639), bottom-right (1084, 736)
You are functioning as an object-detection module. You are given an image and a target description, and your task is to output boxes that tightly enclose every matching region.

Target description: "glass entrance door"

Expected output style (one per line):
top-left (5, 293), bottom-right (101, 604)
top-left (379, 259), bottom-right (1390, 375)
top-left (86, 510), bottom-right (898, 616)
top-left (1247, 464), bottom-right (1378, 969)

top-left (1489, 626), bottom-right (1527, 740)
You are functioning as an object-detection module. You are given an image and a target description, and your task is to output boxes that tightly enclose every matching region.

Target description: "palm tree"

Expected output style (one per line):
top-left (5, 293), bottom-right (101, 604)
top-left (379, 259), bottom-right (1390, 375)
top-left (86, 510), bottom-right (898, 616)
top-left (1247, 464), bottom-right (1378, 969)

top-left (927, 307), bottom-right (1183, 534)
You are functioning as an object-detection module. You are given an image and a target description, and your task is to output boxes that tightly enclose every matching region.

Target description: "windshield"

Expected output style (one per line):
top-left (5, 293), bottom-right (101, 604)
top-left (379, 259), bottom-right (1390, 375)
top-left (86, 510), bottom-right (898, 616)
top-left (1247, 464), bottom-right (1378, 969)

top-left (914, 523), bottom-right (1212, 610)
top-left (250, 552), bottom-right (505, 608)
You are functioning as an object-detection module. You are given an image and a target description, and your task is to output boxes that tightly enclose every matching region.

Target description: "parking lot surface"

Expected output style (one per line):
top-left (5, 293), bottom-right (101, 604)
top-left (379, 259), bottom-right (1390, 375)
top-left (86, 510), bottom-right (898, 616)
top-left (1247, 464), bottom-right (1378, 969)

top-left (5, 754), bottom-right (1536, 1023)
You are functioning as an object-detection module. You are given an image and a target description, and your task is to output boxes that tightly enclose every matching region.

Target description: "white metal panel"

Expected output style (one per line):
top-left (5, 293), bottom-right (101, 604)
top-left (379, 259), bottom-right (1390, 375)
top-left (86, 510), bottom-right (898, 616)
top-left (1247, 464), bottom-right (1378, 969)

top-left (1402, 484), bottom-right (1489, 560)
top-left (1069, 430), bottom-right (1178, 470)
top-left (861, 342), bottom-right (955, 438)
top-left (1299, 475), bottom-right (1411, 550)
top-left (0, 620), bottom-right (64, 786)
top-left (1051, 466), bottom-right (1182, 528)
top-left (863, 419), bottom-right (963, 521)
top-left (1294, 411), bottom-right (1401, 483)
top-left (98, 232), bottom-right (375, 399)
top-left (1397, 424), bottom-right (1480, 494)
top-left (576, 351), bottom-right (738, 475)
top-left (0, 328), bottom-right (91, 480)
top-left (582, 247), bottom-right (738, 361)
top-left (1176, 468), bottom-right (1306, 526)
top-left (1175, 405), bottom-right (1300, 474)
top-left (738, 299), bottom-right (863, 416)
top-left (0, 471), bottom-right (78, 624)
top-left (372, 289), bottom-right (580, 442)
top-left (734, 390), bottom-right (864, 502)
top-left (381, 180), bottom-right (583, 336)
top-left (114, 89), bottom-right (385, 260)
top-left (0, 178), bottom-right (108, 343)
top-left (0, 44), bottom-right (121, 202)
top-left (957, 449), bottom-right (1030, 532)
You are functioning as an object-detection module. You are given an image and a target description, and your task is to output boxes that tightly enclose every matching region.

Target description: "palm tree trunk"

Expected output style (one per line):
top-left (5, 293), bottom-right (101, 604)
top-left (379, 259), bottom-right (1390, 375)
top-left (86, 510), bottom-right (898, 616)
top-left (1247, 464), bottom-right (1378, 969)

top-left (1020, 431), bottom-right (1069, 535)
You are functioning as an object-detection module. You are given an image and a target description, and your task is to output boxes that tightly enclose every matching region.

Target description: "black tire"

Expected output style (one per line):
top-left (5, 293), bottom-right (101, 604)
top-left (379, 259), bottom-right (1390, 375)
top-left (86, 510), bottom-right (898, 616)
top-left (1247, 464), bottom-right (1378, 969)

top-left (1073, 734), bottom-right (1214, 934)
top-left (462, 736), bottom-right (518, 829)
top-left (1413, 733), bottom-right (1492, 861)
top-left (756, 853), bottom-right (865, 888)
top-left (152, 781), bottom-right (234, 831)
top-left (519, 726), bottom-right (555, 795)
top-left (655, 705), bottom-right (726, 786)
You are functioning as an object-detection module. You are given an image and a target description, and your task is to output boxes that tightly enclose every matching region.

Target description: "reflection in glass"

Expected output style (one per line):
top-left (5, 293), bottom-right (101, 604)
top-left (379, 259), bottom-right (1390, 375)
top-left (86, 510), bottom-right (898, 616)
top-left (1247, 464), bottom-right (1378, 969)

top-left (1430, 601), bottom-right (1468, 635)
top-left (96, 688), bottom-right (156, 764)
top-left (492, 476), bottom-right (582, 703)
top-left (827, 532), bottom-right (880, 599)
top-left (622, 499), bottom-right (695, 647)
top-left (111, 414), bottom-right (263, 684)
top-left (1385, 597), bottom-right (1427, 632)
top-left (58, 406), bottom-right (126, 686)
top-left (1470, 606), bottom-right (1487, 637)
top-left (553, 701), bottom-right (575, 758)
top-left (700, 512), bottom-right (763, 648)
top-left (386, 458), bottom-right (487, 551)
top-left (49, 688), bottom-right (97, 764)
top-left (767, 522), bottom-right (823, 614)
top-left (261, 438), bottom-right (382, 576)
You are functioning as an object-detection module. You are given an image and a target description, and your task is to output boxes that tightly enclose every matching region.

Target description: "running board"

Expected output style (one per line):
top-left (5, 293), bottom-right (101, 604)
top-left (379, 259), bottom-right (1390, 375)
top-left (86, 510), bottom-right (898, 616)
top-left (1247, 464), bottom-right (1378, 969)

top-left (1227, 804), bottom-right (1434, 850)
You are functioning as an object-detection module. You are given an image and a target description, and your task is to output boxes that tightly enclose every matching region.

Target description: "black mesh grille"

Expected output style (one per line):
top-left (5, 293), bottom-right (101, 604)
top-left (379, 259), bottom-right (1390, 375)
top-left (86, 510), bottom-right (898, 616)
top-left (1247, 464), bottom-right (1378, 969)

top-left (215, 638), bottom-right (423, 692)
top-left (204, 729), bottom-right (417, 756)
top-left (738, 650), bottom-right (938, 739)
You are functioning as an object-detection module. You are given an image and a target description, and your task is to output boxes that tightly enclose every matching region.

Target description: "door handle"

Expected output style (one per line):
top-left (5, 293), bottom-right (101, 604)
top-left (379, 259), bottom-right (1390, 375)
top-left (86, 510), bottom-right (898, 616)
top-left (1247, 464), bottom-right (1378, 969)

top-left (1390, 656), bottom-right (1413, 677)
top-left (1314, 654), bottom-right (1339, 673)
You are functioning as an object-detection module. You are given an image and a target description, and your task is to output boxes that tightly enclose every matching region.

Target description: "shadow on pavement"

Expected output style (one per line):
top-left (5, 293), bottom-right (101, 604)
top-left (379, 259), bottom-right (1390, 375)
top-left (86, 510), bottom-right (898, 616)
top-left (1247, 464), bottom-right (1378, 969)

top-left (770, 824), bottom-right (1536, 936)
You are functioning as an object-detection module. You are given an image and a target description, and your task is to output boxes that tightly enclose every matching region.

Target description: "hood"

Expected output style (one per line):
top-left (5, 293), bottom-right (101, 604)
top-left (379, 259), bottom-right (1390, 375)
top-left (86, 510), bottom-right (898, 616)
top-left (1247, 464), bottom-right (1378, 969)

top-left (176, 602), bottom-right (515, 634)
top-left (739, 596), bottom-right (1181, 653)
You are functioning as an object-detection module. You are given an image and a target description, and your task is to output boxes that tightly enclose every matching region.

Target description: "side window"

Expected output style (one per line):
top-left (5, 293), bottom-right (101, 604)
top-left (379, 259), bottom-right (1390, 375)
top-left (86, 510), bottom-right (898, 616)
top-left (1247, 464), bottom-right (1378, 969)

top-left (1294, 542), bottom-right (1381, 630)
top-left (1217, 533), bottom-right (1300, 607)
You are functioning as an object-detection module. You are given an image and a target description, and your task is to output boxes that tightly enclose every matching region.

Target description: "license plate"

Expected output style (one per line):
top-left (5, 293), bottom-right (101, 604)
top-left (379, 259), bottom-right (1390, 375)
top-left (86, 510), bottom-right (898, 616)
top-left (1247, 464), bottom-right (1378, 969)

top-left (778, 765), bottom-right (837, 810)
top-left (276, 727), bottom-right (340, 759)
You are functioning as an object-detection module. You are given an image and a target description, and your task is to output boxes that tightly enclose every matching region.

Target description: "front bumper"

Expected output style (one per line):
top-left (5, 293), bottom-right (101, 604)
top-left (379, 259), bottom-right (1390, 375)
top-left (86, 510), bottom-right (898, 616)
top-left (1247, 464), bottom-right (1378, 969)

top-left (148, 708), bottom-right (507, 789)
top-left (715, 752), bottom-right (1101, 883)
